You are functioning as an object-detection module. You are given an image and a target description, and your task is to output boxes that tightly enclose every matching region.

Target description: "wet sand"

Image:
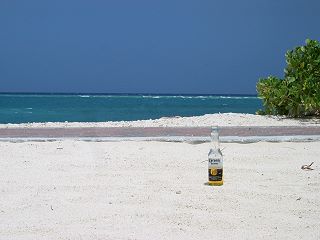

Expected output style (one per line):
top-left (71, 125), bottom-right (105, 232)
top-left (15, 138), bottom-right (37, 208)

top-left (1, 126), bottom-right (320, 139)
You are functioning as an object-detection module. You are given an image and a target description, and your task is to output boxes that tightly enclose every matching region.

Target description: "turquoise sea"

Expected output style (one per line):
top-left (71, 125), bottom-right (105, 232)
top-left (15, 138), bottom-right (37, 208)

top-left (0, 93), bottom-right (262, 124)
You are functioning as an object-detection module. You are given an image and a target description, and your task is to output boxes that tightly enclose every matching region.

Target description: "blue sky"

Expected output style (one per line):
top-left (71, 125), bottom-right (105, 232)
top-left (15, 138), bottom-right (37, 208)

top-left (0, 0), bottom-right (320, 94)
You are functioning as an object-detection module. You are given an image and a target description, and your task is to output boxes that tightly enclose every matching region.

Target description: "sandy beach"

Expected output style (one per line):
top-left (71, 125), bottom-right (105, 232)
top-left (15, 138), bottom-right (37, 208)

top-left (1, 113), bottom-right (320, 128)
top-left (1, 114), bottom-right (320, 239)
top-left (1, 139), bottom-right (319, 239)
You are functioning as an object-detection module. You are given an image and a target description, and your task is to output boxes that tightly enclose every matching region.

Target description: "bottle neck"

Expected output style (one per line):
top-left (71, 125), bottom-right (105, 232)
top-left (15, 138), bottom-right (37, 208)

top-left (210, 127), bottom-right (220, 150)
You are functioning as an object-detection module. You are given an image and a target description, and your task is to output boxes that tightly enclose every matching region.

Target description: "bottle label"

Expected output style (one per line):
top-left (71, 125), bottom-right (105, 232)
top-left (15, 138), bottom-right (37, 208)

top-left (208, 168), bottom-right (223, 181)
top-left (208, 158), bottom-right (223, 168)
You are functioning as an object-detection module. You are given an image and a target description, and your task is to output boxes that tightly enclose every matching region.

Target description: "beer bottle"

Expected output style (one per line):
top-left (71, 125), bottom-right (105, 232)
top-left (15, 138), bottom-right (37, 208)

top-left (208, 126), bottom-right (223, 186)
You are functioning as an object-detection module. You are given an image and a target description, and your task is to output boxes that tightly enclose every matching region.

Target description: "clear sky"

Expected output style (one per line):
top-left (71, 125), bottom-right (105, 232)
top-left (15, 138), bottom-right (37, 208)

top-left (1, 0), bottom-right (320, 94)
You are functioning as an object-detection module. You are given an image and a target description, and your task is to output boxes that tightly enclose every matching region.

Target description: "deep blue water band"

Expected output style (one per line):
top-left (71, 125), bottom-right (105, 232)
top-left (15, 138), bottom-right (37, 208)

top-left (0, 94), bottom-right (262, 124)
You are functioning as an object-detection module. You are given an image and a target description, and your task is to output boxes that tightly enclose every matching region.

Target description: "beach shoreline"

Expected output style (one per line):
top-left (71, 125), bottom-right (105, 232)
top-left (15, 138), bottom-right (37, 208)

top-left (0, 113), bottom-right (320, 129)
top-left (2, 126), bottom-right (320, 143)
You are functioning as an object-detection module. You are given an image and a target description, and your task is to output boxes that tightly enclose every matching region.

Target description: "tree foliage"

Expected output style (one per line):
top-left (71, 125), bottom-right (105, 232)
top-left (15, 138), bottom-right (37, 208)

top-left (256, 39), bottom-right (320, 117)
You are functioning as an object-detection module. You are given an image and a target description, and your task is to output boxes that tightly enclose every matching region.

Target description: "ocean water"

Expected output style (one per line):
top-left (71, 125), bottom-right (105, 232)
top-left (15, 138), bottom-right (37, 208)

top-left (0, 93), bottom-right (262, 124)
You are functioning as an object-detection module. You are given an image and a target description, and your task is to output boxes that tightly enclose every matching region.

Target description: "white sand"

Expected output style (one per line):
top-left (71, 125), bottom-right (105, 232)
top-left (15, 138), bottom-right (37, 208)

top-left (0, 140), bottom-right (319, 239)
top-left (1, 113), bottom-right (320, 128)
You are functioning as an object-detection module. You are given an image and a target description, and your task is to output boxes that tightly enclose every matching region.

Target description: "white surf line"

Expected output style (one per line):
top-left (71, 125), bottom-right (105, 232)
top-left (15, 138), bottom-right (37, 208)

top-left (1, 135), bottom-right (320, 143)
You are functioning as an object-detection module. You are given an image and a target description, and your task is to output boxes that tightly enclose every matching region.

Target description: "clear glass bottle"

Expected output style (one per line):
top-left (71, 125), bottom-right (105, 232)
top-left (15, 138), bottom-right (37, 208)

top-left (208, 126), bottom-right (223, 185)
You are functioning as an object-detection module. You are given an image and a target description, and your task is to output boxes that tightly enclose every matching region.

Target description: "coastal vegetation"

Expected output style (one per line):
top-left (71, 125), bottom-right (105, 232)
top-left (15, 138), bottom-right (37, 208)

top-left (257, 39), bottom-right (320, 117)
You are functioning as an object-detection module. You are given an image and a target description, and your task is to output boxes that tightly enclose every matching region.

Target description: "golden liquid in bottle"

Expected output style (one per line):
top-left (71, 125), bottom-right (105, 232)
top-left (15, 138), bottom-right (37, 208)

top-left (208, 167), bottom-right (223, 186)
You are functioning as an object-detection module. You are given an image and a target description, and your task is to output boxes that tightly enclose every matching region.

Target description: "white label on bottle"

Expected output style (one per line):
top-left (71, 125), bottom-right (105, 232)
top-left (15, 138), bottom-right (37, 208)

top-left (208, 158), bottom-right (223, 168)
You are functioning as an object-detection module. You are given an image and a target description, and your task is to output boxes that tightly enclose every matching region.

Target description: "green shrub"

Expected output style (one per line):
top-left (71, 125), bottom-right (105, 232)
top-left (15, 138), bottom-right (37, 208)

top-left (256, 39), bottom-right (320, 117)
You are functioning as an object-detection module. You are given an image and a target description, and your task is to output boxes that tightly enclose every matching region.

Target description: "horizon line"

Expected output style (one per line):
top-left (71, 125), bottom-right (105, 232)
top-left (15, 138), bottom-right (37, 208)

top-left (0, 92), bottom-right (258, 96)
